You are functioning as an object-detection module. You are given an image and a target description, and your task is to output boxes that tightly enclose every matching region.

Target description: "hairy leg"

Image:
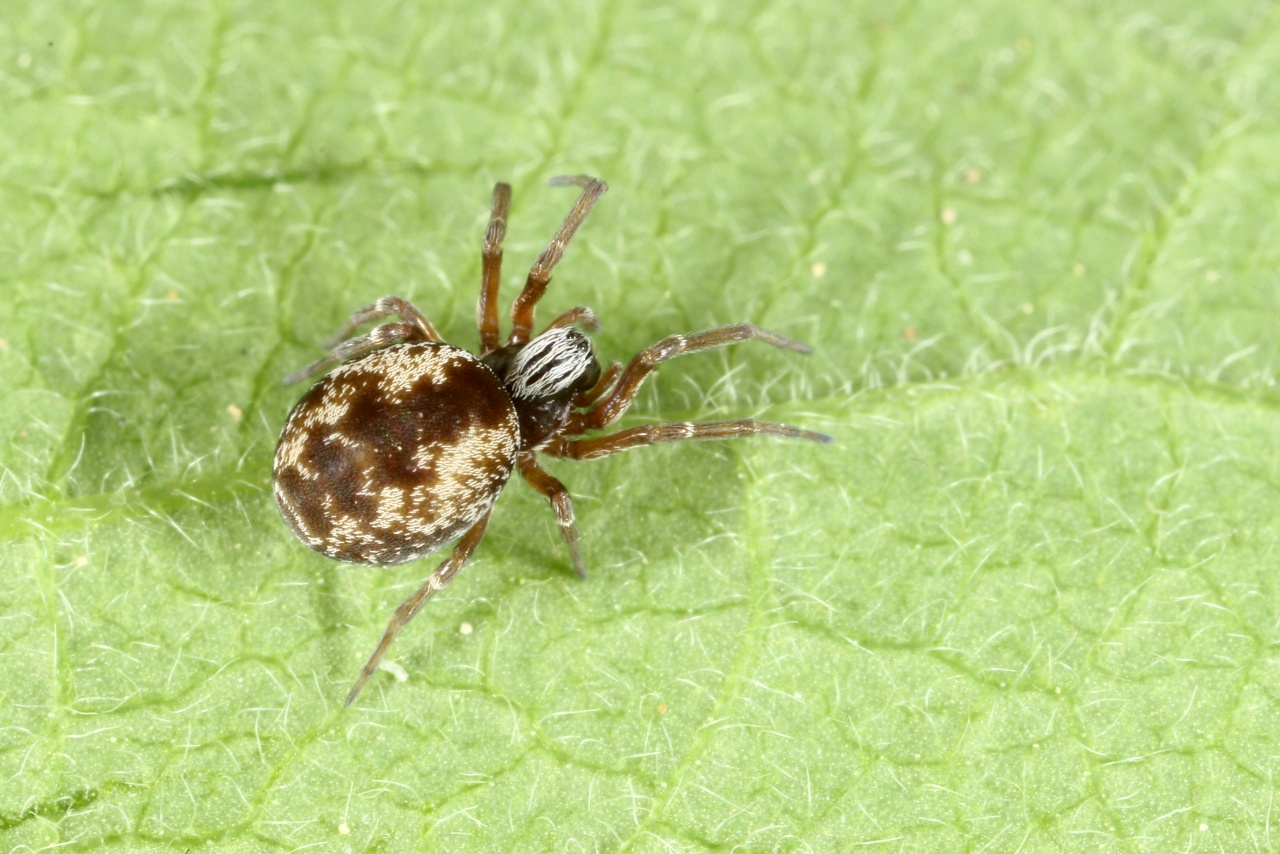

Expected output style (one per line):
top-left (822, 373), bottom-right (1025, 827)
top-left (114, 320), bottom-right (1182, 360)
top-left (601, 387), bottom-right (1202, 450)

top-left (568, 323), bottom-right (811, 432)
top-left (507, 176), bottom-right (608, 347)
top-left (517, 451), bottom-right (586, 579)
top-left (284, 321), bottom-right (421, 385)
top-left (322, 295), bottom-right (442, 348)
top-left (478, 183), bottom-right (512, 354)
top-left (344, 510), bottom-right (492, 706)
top-left (546, 419), bottom-right (833, 460)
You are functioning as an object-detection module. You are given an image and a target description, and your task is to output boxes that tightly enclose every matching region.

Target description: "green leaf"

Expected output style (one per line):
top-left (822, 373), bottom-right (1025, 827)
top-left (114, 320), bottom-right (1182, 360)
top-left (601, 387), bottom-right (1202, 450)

top-left (3, 0), bottom-right (1280, 850)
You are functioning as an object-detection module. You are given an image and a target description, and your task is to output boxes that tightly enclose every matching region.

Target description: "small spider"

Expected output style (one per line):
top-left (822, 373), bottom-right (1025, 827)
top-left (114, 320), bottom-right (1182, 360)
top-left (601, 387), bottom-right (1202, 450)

top-left (273, 176), bottom-right (832, 705)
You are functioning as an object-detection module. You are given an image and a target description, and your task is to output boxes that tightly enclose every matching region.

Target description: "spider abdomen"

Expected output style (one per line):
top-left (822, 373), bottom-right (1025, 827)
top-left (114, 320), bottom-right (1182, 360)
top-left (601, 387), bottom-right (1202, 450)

top-left (273, 342), bottom-right (519, 566)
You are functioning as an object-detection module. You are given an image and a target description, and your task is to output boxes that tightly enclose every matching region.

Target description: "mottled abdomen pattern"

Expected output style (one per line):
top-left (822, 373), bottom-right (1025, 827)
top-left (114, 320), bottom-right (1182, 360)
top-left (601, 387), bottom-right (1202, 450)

top-left (273, 343), bottom-right (519, 565)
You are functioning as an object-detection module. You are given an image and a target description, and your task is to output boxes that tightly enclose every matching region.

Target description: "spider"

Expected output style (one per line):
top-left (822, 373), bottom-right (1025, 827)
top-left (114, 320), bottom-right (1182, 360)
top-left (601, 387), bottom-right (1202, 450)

top-left (273, 175), bottom-right (832, 705)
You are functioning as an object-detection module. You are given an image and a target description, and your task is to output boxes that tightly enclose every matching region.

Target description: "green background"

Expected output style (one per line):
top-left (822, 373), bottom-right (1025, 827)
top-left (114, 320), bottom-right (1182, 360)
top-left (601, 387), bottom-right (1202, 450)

top-left (3, 0), bottom-right (1280, 850)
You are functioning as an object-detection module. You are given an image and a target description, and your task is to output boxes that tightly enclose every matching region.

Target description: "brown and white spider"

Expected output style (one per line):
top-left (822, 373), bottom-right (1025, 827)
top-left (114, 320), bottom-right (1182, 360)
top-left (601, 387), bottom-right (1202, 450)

top-left (273, 175), bottom-right (832, 705)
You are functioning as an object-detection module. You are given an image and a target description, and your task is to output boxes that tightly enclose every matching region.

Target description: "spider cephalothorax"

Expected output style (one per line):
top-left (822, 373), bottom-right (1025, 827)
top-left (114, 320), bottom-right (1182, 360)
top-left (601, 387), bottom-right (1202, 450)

top-left (485, 325), bottom-right (603, 447)
top-left (273, 176), bottom-right (832, 705)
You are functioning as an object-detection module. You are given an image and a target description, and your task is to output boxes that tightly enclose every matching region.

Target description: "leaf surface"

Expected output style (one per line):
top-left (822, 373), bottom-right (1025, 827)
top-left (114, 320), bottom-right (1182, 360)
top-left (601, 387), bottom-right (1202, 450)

top-left (2, 0), bottom-right (1280, 850)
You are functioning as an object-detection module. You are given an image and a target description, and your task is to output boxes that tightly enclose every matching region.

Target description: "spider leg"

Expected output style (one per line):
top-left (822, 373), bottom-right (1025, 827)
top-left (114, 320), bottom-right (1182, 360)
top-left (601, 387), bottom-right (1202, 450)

top-left (517, 451), bottom-right (586, 579)
top-left (573, 360), bottom-right (622, 409)
top-left (284, 322), bottom-right (422, 385)
top-left (507, 176), bottom-right (608, 348)
top-left (478, 183), bottom-right (512, 354)
top-left (567, 323), bottom-right (812, 433)
top-left (322, 295), bottom-right (442, 348)
top-left (344, 509), bottom-right (493, 707)
top-left (545, 419), bottom-right (833, 461)
top-left (542, 305), bottom-right (601, 334)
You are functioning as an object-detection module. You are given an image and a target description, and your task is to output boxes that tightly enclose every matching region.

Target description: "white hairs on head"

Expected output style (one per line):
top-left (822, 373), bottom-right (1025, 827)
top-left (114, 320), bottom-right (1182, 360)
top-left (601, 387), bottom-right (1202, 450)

top-left (506, 326), bottom-right (596, 400)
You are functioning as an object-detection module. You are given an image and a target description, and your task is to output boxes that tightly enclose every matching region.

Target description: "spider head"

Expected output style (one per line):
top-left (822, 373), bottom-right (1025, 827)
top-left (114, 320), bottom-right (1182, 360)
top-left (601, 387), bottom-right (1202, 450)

top-left (505, 326), bottom-right (601, 403)
top-left (485, 326), bottom-right (601, 450)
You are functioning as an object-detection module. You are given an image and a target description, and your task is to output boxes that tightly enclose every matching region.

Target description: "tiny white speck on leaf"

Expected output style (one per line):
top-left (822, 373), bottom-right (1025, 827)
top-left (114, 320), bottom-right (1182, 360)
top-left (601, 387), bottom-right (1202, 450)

top-left (459, 621), bottom-right (473, 635)
top-left (379, 660), bottom-right (409, 683)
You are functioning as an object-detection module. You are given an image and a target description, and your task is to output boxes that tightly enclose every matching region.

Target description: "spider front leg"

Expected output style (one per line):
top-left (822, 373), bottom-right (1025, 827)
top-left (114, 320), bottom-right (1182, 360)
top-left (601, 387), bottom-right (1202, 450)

top-left (517, 451), bottom-right (586, 579)
top-left (345, 510), bottom-right (493, 707)
top-left (284, 321), bottom-right (425, 385)
top-left (545, 419), bottom-right (832, 461)
top-left (478, 183), bottom-right (512, 355)
top-left (508, 176), bottom-right (608, 347)
top-left (566, 322), bottom-right (813, 433)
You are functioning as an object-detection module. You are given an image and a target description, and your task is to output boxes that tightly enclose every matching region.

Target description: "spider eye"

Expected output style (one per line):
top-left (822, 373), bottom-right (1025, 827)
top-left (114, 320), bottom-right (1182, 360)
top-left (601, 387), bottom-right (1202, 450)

top-left (506, 327), bottom-right (599, 401)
